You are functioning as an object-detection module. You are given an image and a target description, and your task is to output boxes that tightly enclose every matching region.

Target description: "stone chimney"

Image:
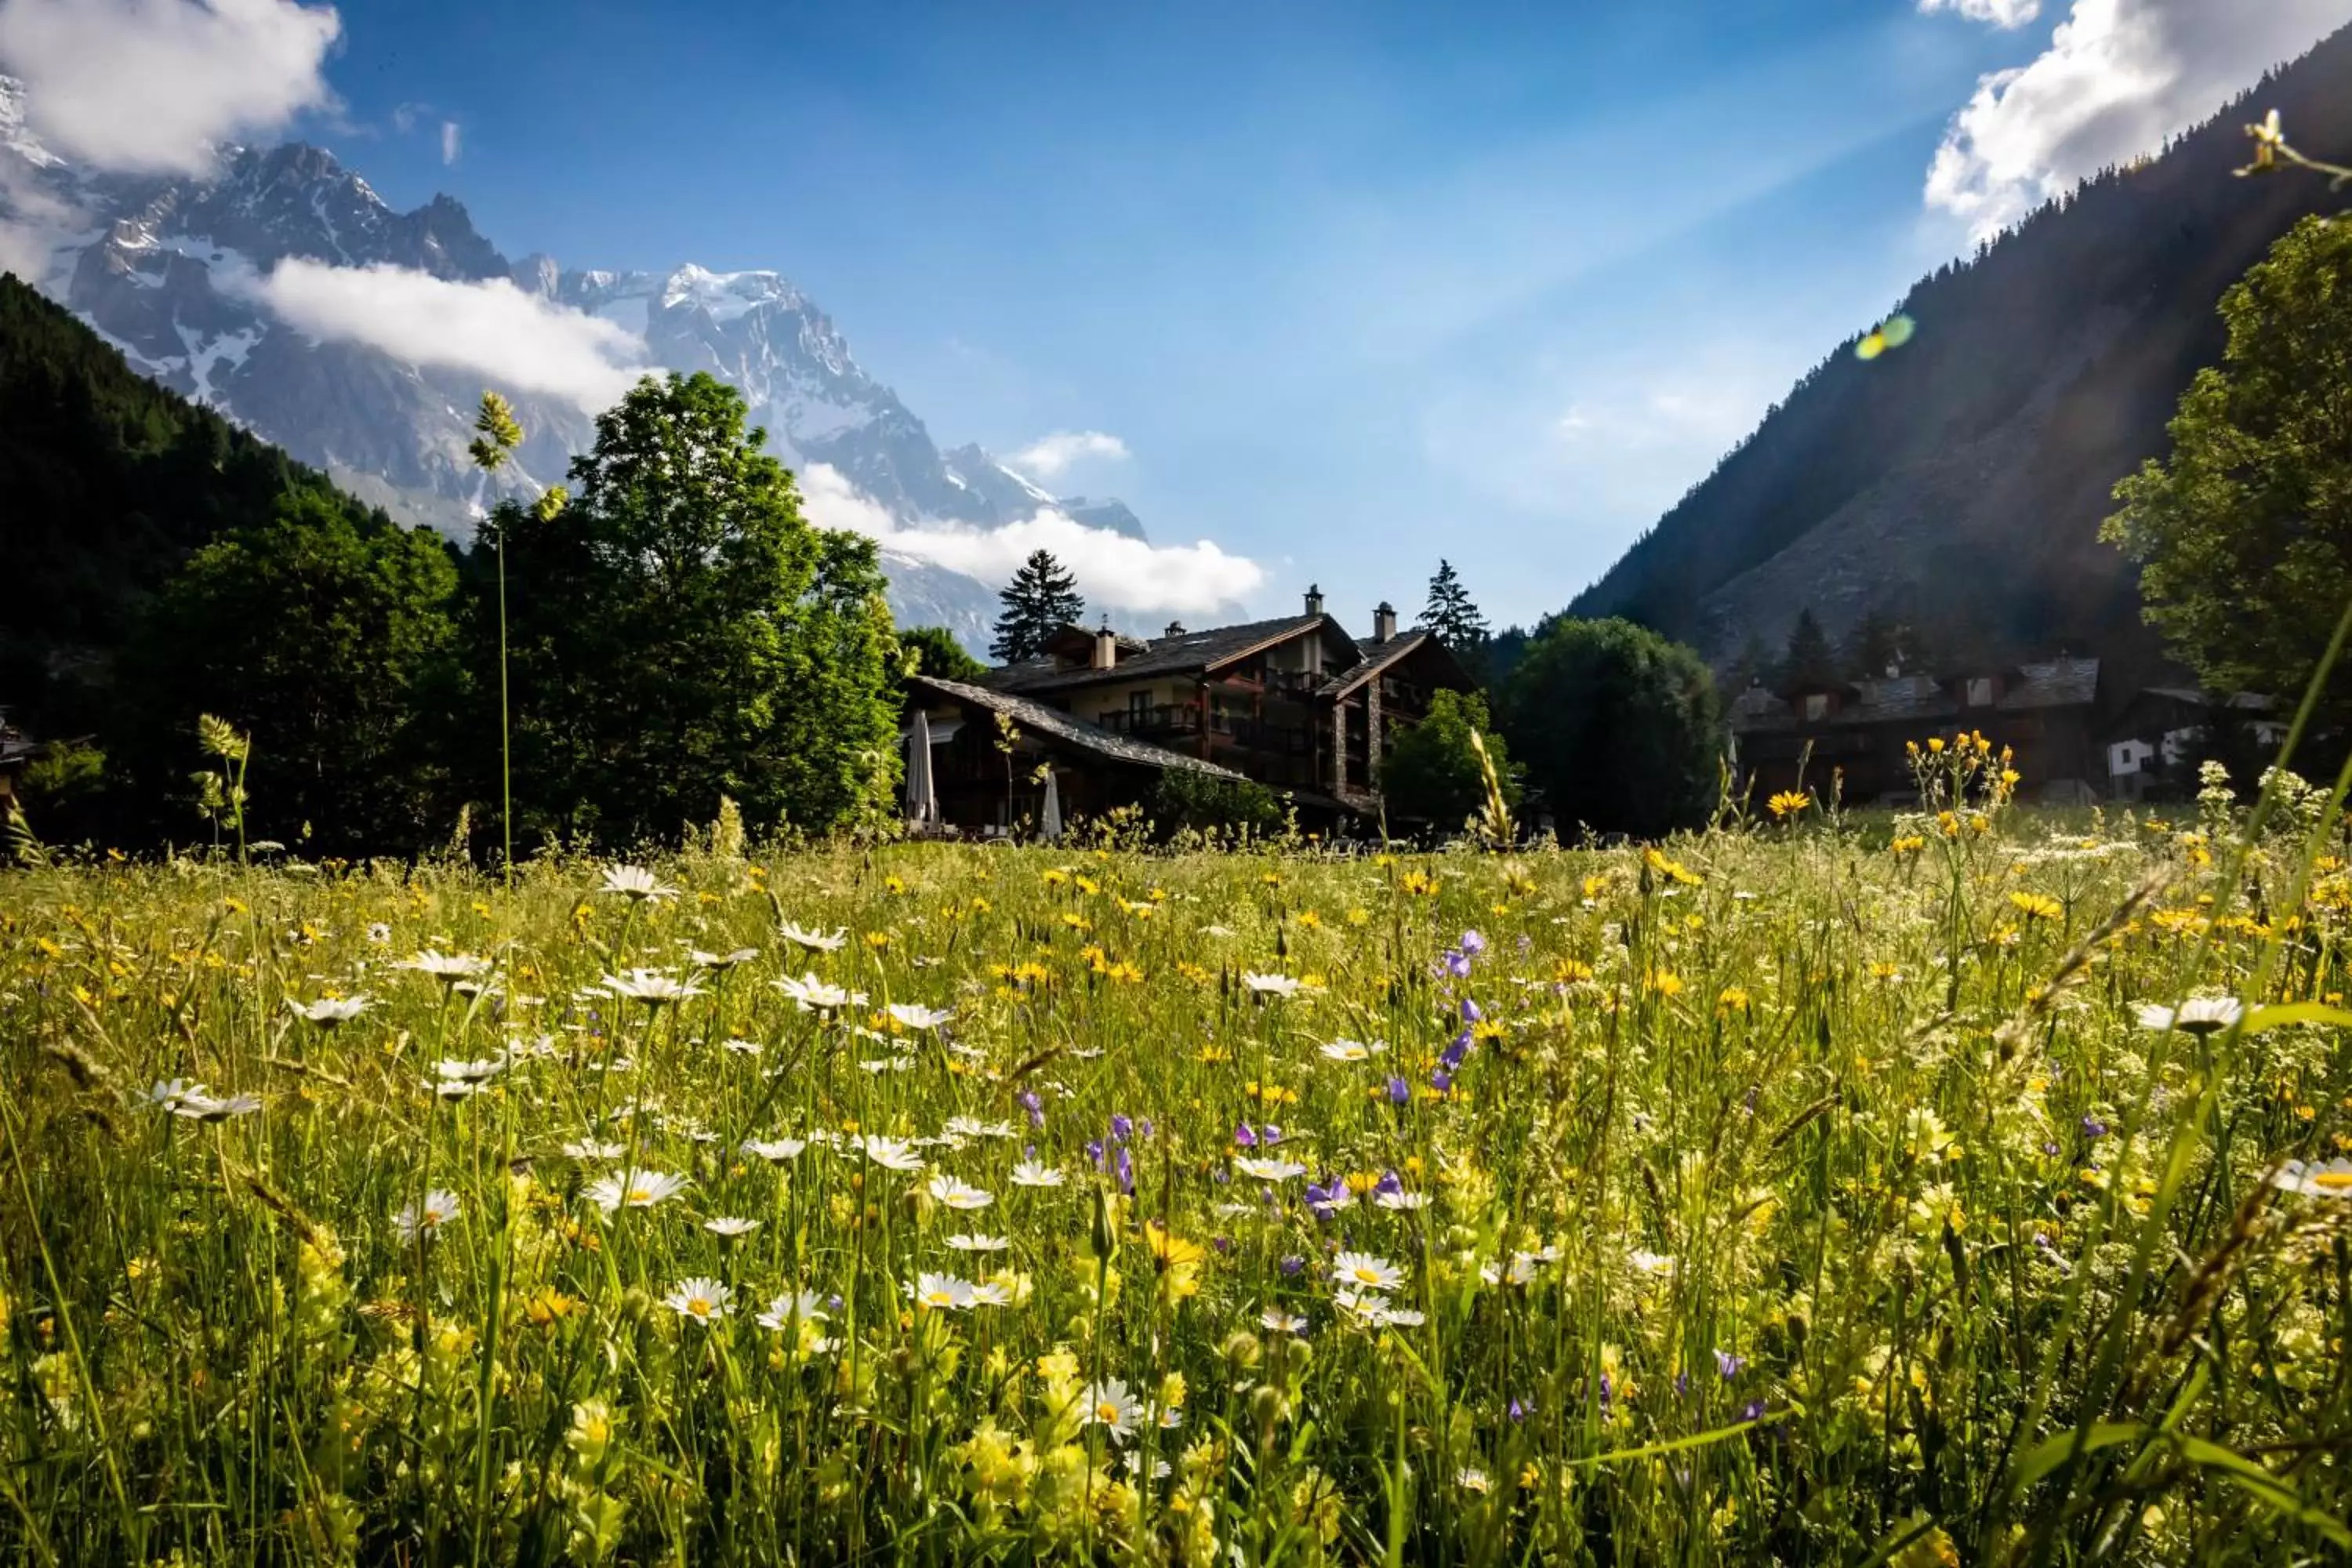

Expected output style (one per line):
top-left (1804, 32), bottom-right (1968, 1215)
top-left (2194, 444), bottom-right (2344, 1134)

top-left (1163, 620), bottom-right (1186, 640)
top-left (1092, 622), bottom-right (1118, 670)
top-left (1373, 601), bottom-right (1397, 642)
top-left (1304, 583), bottom-right (1325, 616)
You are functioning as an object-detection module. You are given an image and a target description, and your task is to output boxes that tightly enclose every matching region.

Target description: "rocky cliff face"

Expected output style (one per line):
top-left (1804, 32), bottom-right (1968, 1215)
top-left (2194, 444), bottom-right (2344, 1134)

top-left (0, 79), bottom-right (1138, 649)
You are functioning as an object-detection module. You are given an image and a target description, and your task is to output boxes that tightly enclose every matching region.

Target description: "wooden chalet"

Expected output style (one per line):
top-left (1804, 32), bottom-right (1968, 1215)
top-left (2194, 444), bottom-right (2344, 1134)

top-left (916, 587), bottom-right (1477, 831)
top-left (1730, 655), bottom-right (2103, 805)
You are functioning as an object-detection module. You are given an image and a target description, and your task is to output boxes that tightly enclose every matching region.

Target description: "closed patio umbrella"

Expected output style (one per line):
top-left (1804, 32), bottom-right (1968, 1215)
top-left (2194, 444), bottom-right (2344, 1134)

top-left (1040, 768), bottom-right (1062, 842)
top-left (906, 709), bottom-right (938, 830)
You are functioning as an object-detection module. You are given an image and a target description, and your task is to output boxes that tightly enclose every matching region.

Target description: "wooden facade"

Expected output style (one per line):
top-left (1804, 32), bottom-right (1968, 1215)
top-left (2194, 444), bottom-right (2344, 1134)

top-left (963, 590), bottom-right (1478, 829)
top-left (1730, 656), bottom-right (2103, 806)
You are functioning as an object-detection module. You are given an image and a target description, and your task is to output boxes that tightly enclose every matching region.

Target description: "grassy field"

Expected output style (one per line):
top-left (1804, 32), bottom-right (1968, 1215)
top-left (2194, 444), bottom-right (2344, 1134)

top-left (4, 753), bottom-right (2350, 1564)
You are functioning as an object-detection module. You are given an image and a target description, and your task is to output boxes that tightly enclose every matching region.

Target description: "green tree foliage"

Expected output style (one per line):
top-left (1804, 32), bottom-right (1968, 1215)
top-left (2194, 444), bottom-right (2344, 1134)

top-left (1780, 608), bottom-right (1838, 691)
top-left (991, 550), bottom-right (1084, 664)
top-left (0, 274), bottom-right (389, 741)
top-left (1151, 769), bottom-right (1283, 837)
top-left (899, 626), bottom-right (988, 683)
top-left (1421, 560), bottom-right (1491, 670)
top-left (1381, 689), bottom-right (1517, 827)
top-left (478, 372), bottom-right (899, 845)
top-left (1500, 618), bottom-right (1720, 839)
top-left (2106, 216), bottom-right (2352, 724)
top-left (117, 492), bottom-right (463, 853)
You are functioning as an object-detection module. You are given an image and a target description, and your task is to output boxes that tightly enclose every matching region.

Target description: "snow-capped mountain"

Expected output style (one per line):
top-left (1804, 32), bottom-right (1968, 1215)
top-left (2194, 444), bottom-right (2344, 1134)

top-left (0, 77), bottom-right (1137, 647)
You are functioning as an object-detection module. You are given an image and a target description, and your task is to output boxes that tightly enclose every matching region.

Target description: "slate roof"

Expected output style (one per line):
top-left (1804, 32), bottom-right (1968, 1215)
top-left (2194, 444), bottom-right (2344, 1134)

top-left (1730, 658), bottom-right (2100, 733)
top-left (989, 615), bottom-right (1344, 695)
top-left (908, 675), bottom-right (1246, 779)
top-left (1318, 630), bottom-right (1441, 697)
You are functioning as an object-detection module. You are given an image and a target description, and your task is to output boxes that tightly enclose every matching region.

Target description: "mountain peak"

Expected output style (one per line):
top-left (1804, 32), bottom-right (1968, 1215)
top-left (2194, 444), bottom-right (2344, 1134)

top-left (660, 263), bottom-right (807, 321)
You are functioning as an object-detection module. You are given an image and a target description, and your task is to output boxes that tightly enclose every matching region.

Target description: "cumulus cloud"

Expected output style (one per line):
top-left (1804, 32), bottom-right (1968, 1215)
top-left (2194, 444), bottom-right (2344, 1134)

top-left (1918, 0), bottom-right (2040, 27)
top-left (440, 119), bottom-right (461, 165)
top-left (1005, 430), bottom-right (1129, 481)
top-left (1925, 0), bottom-right (2352, 239)
top-left (800, 463), bottom-right (1263, 615)
top-left (225, 259), bottom-right (651, 412)
top-left (0, 0), bottom-right (341, 176)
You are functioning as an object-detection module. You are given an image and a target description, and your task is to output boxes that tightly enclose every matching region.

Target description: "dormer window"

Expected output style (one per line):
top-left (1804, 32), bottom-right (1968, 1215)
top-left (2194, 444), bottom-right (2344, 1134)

top-left (1966, 677), bottom-right (1994, 707)
top-left (1803, 692), bottom-right (1831, 722)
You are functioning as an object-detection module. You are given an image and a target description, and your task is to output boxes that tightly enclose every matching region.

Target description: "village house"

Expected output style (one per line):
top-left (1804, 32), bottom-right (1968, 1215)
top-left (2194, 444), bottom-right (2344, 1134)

top-left (902, 588), bottom-right (1477, 833)
top-left (2101, 687), bottom-right (2286, 801)
top-left (1729, 655), bottom-right (2104, 806)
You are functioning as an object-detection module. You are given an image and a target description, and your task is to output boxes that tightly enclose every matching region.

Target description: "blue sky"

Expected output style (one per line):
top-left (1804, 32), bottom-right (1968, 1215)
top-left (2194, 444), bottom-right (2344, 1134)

top-left (11, 0), bottom-right (2347, 630)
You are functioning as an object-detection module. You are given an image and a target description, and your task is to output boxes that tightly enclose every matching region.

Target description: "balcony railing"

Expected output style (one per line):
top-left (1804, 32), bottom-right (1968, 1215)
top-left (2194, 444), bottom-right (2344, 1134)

top-left (1098, 706), bottom-right (1200, 737)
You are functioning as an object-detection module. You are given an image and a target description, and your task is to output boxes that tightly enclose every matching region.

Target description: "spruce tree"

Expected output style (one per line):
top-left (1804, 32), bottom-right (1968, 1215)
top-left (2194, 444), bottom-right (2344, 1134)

top-left (991, 550), bottom-right (1084, 664)
top-left (1781, 608), bottom-right (1837, 690)
top-left (1421, 560), bottom-right (1490, 656)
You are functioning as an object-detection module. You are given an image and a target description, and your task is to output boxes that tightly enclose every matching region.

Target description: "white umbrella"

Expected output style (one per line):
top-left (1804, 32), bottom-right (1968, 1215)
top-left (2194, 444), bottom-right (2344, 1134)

top-left (906, 709), bottom-right (938, 829)
top-left (1040, 768), bottom-right (1063, 842)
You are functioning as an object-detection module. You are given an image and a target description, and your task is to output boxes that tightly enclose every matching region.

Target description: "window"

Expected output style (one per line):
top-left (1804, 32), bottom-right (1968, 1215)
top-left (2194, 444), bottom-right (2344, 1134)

top-left (1803, 692), bottom-right (1830, 723)
top-left (1130, 691), bottom-right (1150, 722)
top-left (1966, 677), bottom-right (1994, 707)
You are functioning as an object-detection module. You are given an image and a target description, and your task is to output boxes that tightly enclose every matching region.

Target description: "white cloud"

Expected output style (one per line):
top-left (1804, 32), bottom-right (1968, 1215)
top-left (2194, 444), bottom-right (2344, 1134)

top-left (1925, 0), bottom-right (2352, 240)
top-left (1005, 429), bottom-right (1129, 481)
top-left (440, 119), bottom-right (460, 165)
top-left (226, 259), bottom-right (651, 412)
top-left (0, 0), bottom-right (341, 176)
top-left (1918, 0), bottom-right (2040, 27)
top-left (800, 463), bottom-right (1263, 615)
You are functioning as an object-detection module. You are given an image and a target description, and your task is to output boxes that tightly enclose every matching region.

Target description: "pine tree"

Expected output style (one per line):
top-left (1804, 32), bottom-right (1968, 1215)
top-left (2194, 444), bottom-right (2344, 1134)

top-left (1422, 560), bottom-right (1490, 656)
top-left (1781, 608), bottom-right (1837, 690)
top-left (991, 550), bottom-right (1084, 664)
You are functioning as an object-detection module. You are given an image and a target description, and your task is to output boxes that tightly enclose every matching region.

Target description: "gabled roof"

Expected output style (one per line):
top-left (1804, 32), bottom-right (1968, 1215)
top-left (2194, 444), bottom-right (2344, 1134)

top-left (990, 615), bottom-right (1348, 695)
top-left (908, 675), bottom-right (1245, 779)
top-left (1730, 658), bottom-right (2101, 733)
top-left (1317, 629), bottom-right (1461, 698)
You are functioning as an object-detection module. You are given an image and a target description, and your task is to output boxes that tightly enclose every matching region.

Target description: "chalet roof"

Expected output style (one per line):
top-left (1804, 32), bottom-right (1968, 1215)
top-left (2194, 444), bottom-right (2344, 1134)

top-left (907, 674), bottom-right (1246, 779)
top-left (1730, 657), bottom-right (2101, 733)
top-left (990, 615), bottom-right (1347, 695)
top-left (2140, 686), bottom-right (2277, 712)
top-left (1317, 629), bottom-right (1450, 698)
top-left (1998, 656), bottom-right (2100, 711)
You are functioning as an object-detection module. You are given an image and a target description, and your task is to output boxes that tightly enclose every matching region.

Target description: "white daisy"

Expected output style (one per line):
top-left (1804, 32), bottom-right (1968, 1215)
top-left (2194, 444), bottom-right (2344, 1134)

top-left (1375, 1189), bottom-right (1431, 1212)
top-left (1457, 1468), bottom-right (1492, 1494)
top-left (858, 1135), bottom-right (925, 1171)
top-left (742, 1136), bottom-right (808, 1163)
top-left (1010, 1160), bottom-right (1066, 1189)
top-left (703, 1216), bottom-right (762, 1238)
top-left (585, 1170), bottom-right (691, 1213)
top-left (756, 1290), bottom-right (829, 1330)
top-left (1242, 972), bottom-right (1302, 999)
top-left (1332, 1250), bottom-right (1405, 1292)
top-left (400, 950), bottom-right (492, 983)
top-left (777, 922), bottom-right (849, 953)
top-left (289, 994), bottom-right (371, 1025)
top-left (393, 1189), bottom-right (461, 1243)
top-left (1319, 1038), bottom-right (1385, 1062)
top-left (946, 1232), bottom-right (1010, 1252)
top-left (599, 865), bottom-right (678, 902)
top-left (1081, 1378), bottom-right (1143, 1443)
top-left (887, 1002), bottom-right (956, 1031)
top-left (2133, 996), bottom-right (2245, 1035)
top-left (2270, 1157), bottom-right (2352, 1198)
top-left (925, 1175), bottom-right (994, 1210)
top-left (662, 1276), bottom-right (732, 1323)
top-left (945, 1116), bottom-right (1017, 1140)
top-left (775, 973), bottom-right (866, 1011)
top-left (1234, 1156), bottom-right (1308, 1182)
top-left (909, 1272), bottom-right (977, 1311)
top-left (688, 947), bottom-right (760, 970)
top-left (602, 968), bottom-right (704, 1007)
top-left (1261, 1307), bottom-right (1308, 1335)
top-left (562, 1138), bottom-right (626, 1161)
top-left (434, 1053), bottom-right (510, 1085)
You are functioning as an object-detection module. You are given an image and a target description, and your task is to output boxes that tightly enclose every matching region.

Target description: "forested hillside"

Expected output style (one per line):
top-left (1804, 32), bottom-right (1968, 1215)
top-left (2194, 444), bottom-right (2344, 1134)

top-left (0, 272), bottom-right (390, 737)
top-left (1570, 24), bottom-right (2352, 689)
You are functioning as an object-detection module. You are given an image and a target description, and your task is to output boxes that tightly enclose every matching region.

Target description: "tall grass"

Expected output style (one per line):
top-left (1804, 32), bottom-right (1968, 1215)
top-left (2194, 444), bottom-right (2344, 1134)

top-left (2, 772), bottom-right (2350, 1564)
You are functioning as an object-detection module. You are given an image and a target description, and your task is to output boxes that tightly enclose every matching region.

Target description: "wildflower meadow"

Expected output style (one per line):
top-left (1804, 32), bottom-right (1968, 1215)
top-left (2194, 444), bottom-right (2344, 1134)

top-left (5, 745), bottom-right (2352, 1565)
